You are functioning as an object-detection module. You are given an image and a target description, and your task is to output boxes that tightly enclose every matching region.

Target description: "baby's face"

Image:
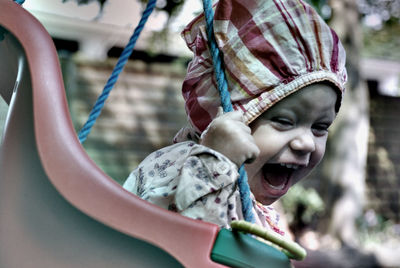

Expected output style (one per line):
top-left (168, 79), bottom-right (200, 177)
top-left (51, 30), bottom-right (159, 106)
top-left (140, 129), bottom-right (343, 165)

top-left (245, 83), bottom-right (337, 205)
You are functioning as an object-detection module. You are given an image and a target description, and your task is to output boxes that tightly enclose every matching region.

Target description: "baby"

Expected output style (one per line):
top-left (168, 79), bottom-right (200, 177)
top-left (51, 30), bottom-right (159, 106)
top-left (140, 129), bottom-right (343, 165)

top-left (123, 0), bottom-right (347, 235)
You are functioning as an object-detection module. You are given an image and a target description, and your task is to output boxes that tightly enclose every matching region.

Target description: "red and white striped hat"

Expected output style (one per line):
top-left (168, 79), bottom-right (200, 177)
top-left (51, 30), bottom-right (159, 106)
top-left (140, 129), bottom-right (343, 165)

top-left (180, 0), bottom-right (347, 134)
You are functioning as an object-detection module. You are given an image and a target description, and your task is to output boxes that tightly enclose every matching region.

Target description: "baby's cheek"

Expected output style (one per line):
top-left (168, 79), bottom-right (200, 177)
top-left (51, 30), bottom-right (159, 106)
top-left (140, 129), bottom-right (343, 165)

top-left (316, 137), bottom-right (329, 160)
top-left (309, 142), bottom-right (328, 170)
top-left (254, 132), bottom-right (285, 154)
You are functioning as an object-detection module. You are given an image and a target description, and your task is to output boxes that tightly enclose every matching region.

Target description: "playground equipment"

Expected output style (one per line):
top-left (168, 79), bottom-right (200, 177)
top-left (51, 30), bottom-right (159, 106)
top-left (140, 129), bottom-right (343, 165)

top-left (0, 0), bottom-right (305, 267)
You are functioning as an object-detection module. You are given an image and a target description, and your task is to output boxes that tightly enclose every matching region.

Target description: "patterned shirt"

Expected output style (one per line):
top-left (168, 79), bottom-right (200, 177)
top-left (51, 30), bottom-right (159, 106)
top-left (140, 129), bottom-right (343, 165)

top-left (123, 141), bottom-right (285, 235)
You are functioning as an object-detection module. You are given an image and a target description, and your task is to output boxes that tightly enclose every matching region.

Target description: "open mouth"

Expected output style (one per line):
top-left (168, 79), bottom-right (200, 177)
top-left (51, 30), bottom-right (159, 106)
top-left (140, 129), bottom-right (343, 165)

top-left (262, 163), bottom-right (298, 193)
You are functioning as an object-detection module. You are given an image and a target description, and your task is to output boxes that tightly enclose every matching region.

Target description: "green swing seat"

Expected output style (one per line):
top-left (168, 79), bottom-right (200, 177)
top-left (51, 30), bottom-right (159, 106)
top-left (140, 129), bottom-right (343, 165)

top-left (0, 0), bottom-right (292, 267)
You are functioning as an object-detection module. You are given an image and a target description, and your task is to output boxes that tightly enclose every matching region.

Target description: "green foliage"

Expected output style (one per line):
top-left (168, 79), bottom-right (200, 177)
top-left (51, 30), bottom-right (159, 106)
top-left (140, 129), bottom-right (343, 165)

top-left (281, 184), bottom-right (325, 225)
top-left (357, 209), bottom-right (400, 246)
top-left (363, 18), bottom-right (400, 60)
top-left (358, 0), bottom-right (400, 25)
top-left (304, 0), bottom-right (331, 20)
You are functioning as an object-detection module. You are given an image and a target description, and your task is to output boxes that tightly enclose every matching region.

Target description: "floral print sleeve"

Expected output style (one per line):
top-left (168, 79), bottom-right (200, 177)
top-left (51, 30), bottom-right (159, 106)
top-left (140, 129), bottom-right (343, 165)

top-left (123, 141), bottom-right (239, 227)
top-left (123, 141), bottom-right (286, 233)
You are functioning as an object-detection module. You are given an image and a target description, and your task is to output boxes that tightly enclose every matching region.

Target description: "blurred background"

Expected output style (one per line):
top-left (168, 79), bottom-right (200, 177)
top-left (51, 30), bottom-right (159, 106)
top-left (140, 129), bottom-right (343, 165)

top-left (0, 0), bottom-right (399, 267)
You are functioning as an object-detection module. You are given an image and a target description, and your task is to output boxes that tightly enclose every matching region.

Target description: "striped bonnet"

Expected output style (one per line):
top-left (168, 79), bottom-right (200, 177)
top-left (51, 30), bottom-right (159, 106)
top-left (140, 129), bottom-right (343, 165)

top-left (180, 0), bottom-right (347, 135)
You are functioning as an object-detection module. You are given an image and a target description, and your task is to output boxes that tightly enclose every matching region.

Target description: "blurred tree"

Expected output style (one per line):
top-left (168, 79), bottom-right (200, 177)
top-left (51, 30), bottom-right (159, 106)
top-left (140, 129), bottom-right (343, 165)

top-left (305, 0), bottom-right (399, 249)
top-left (360, 0), bottom-right (400, 60)
top-left (317, 0), bottom-right (369, 247)
top-left (358, 0), bottom-right (400, 26)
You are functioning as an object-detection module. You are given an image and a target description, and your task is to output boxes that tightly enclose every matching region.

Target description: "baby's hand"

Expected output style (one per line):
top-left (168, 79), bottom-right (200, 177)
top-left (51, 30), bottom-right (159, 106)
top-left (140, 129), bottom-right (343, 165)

top-left (200, 108), bottom-right (260, 167)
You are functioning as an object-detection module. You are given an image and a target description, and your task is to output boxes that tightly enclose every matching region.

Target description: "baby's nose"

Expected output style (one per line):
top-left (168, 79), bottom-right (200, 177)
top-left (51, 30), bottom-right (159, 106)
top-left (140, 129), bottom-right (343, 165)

top-left (289, 131), bottom-right (316, 154)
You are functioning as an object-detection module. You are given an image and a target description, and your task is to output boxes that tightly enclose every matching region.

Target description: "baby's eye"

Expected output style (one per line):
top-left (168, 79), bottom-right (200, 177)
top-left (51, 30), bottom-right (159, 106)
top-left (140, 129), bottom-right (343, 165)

top-left (271, 117), bottom-right (294, 129)
top-left (312, 123), bottom-right (330, 136)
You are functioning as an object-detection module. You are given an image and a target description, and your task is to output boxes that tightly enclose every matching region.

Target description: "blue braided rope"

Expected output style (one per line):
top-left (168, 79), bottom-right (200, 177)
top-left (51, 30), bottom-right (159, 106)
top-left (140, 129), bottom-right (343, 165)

top-left (238, 166), bottom-right (255, 222)
top-left (78, 0), bottom-right (157, 143)
top-left (202, 0), bottom-right (255, 223)
top-left (201, 0), bottom-right (233, 113)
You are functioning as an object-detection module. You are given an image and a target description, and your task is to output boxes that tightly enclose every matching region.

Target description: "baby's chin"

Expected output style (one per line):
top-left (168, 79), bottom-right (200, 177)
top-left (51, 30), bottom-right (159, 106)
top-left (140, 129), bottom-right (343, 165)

top-left (255, 191), bottom-right (289, 205)
top-left (257, 196), bottom-right (278, 206)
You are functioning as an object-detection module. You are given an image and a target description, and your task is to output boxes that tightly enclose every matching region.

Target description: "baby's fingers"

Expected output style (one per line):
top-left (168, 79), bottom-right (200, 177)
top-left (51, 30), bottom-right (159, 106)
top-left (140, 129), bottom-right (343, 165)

top-left (215, 106), bottom-right (224, 118)
top-left (244, 141), bottom-right (260, 164)
top-left (216, 109), bottom-right (245, 122)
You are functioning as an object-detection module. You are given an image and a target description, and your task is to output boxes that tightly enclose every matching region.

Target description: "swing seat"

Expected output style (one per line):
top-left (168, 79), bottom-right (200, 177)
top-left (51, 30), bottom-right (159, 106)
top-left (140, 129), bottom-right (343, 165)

top-left (0, 1), bottom-right (292, 267)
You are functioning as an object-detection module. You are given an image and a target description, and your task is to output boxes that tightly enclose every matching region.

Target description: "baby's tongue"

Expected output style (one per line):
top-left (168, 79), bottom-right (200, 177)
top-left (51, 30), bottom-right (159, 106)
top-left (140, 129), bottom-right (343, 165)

top-left (263, 164), bottom-right (290, 187)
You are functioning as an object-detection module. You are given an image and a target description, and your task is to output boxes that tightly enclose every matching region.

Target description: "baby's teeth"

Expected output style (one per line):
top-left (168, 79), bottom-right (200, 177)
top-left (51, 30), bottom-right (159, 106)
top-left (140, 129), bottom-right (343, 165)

top-left (280, 163), bottom-right (299, 169)
top-left (267, 181), bottom-right (286, 190)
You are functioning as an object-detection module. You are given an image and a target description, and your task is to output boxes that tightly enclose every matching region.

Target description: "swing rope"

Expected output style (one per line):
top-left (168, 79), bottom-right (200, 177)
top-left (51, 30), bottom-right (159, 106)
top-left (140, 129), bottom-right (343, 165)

top-left (202, 0), bottom-right (255, 223)
top-left (78, 0), bottom-right (157, 143)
